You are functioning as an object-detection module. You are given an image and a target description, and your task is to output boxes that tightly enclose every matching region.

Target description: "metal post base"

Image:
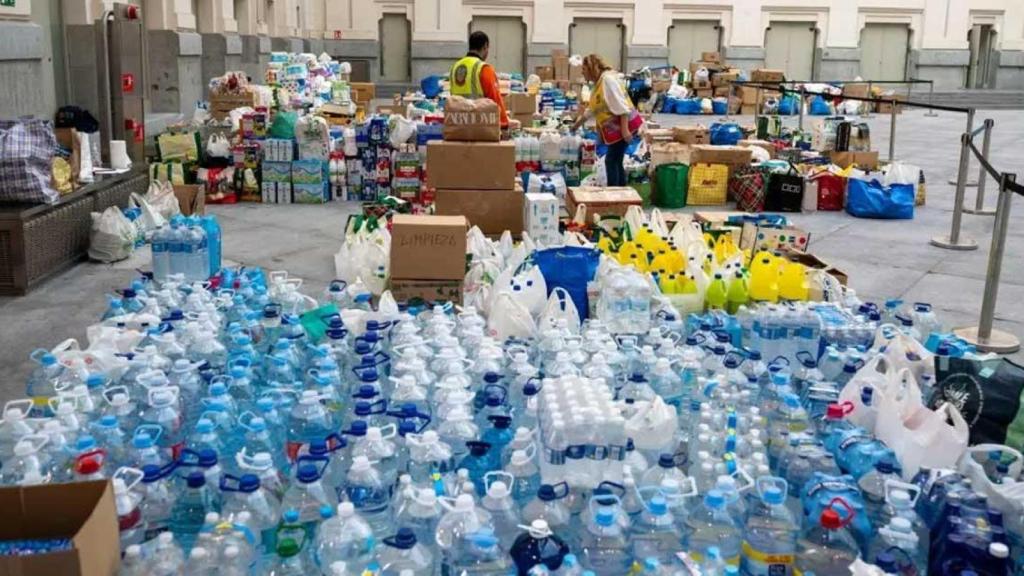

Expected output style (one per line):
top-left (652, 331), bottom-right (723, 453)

top-left (953, 326), bottom-right (1021, 354)
top-left (931, 235), bottom-right (979, 250)
top-left (948, 179), bottom-right (979, 187)
top-left (961, 207), bottom-right (998, 216)
top-left (925, 110), bottom-right (939, 117)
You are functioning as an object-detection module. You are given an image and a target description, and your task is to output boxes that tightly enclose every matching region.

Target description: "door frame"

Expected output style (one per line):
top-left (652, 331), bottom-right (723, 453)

top-left (378, 13), bottom-right (412, 82)
top-left (858, 23), bottom-right (912, 81)
top-left (666, 19), bottom-right (723, 67)
top-left (764, 21), bottom-right (818, 81)
top-left (468, 16), bottom-right (527, 76)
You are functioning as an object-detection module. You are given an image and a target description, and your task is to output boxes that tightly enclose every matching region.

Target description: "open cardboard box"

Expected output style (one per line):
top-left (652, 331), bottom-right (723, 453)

top-left (0, 480), bottom-right (119, 576)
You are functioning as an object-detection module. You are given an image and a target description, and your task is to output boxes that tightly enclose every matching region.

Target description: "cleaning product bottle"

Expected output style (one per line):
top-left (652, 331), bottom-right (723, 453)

top-left (778, 262), bottom-right (808, 302)
top-left (725, 271), bottom-right (749, 315)
top-left (748, 252), bottom-right (779, 303)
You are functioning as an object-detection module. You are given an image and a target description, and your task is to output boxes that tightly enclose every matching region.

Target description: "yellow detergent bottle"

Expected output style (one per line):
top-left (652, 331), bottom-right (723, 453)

top-left (714, 235), bottom-right (734, 265)
top-left (597, 235), bottom-right (614, 255)
top-left (628, 253), bottom-right (647, 273)
top-left (748, 251), bottom-right (780, 303)
top-left (779, 261), bottom-right (809, 301)
top-left (706, 272), bottom-right (729, 311)
top-left (726, 270), bottom-right (749, 314)
top-left (659, 273), bottom-right (678, 294)
top-left (679, 272), bottom-right (698, 294)
top-left (651, 249), bottom-right (674, 273)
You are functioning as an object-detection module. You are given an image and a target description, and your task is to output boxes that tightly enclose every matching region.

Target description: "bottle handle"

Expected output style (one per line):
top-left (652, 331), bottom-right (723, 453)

top-left (884, 479), bottom-right (921, 508)
top-left (826, 497), bottom-right (855, 527)
top-left (484, 471), bottom-right (514, 494)
top-left (4, 399), bottom-right (34, 418)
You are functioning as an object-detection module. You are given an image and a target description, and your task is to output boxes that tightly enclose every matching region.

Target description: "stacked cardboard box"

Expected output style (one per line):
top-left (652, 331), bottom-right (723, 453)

top-left (389, 214), bottom-right (468, 304)
top-left (506, 92), bottom-right (538, 128)
top-left (427, 140), bottom-right (520, 237)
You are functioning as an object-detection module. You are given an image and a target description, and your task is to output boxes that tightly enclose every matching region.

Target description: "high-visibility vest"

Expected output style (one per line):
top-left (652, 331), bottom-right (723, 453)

top-left (450, 55), bottom-right (485, 98)
top-left (590, 70), bottom-right (634, 137)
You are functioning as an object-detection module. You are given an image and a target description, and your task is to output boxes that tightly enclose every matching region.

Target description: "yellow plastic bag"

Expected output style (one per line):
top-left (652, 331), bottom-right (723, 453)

top-left (687, 163), bottom-right (729, 205)
top-left (157, 131), bottom-right (200, 162)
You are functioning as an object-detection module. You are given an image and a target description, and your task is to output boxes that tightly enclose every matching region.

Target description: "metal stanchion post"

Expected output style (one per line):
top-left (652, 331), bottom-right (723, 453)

top-left (954, 173), bottom-right (1021, 353)
top-left (888, 99), bottom-right (897, 163)
top-left (862, 81), bottom-right (873, 117)
top-left (963, 119), bottom-right (997, 215)
top-left (925, 81), bottom-right (938, 117)
top-left (931, 108), bottom-right (979, 250)
top-left (798, 88), bottom-right (805, 132)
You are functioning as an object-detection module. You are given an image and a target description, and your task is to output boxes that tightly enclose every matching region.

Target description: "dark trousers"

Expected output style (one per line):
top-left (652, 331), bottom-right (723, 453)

top-left (605, 139), bottom-right (628, 186)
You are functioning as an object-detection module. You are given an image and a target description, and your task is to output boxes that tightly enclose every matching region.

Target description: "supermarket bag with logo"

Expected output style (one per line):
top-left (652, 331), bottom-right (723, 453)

top-left (532, 246), bottom-right (601, 320)
top-left (0, 118), bottom-right (59, 203)
top-left (932, 356), bottom-right (1024, 446)
top-left (730, 165), bottom-right (768, 212)
top-left (808, 171), bottom-right (846, 211)
top-left (846, 178), bottom-right (914, 219)
top-left (687, 163), bottom-right (728, 206)
top-left (763, 163), bottom-right (805, 212)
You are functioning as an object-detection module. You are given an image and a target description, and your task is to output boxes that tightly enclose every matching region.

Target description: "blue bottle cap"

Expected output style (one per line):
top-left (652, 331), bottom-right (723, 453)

top-left (75, 435), bottom-right (97, 451)
top-left (85, 374), bottom-right (106, 389)
top-left (705, 490), bottom-right (725, 509)
top-left (595, 508), bottom-right (616, 527)
top-left (398, 421), bottom-right (416, 436)
top-left (876, 459), bottom-right (895, 474)
top-left (392, 527), bottom-right (417, 549)
top-left (861, 387), bottom-right (874, 405)
top-left (658, 454), bottom-right (675, 469)
top-left (485, 394), bottom-right (503, 407)
top-left (354, 401), bottom-right (372, 416)
top-left (186, 472), bottom-right (205, 488)
top-left (98, 415), bottom-right (117, 427)
top-left (309, 440), bottom-right (328, 456)
top-left (238, 474), bottom-right (260, 492)
top-left (347, 421), bottom-right (368, 436)
top-left (196, 418), bottom-right (214, 433)
top-left (283, 509), bottom-right (299, 523)
top-left (523, 381), bottom-right (539, 396)
top-left (198, 449), bottom-right (218, 466)
top-left (484, 372), bottom-right (501, 384)
top-left (763, 487), bottom-right (784, 505)
top-left (319, 504), bottom-right (334, 519)
top-left (723, 356), bottom-right (741, 369)
top-left (296, 463), bottom-right (320, 483)
top-left (359, 368), bottom-right (379, 383)
top-left (648, 496), bottom-right (667, 515)
top-left (843, 362), bottom-right (859, 373)
top-left (354, 341), bottom-right (372, 355)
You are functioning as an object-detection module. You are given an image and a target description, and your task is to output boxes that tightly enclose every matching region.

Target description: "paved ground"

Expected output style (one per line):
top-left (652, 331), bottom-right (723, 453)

top-left (1, 108), bottom-right (1022, 400)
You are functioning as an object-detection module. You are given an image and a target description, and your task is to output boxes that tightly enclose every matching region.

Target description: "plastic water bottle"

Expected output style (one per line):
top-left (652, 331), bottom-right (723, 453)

top-left (522, 482), bottom-right (572, 533)
top-left (280, 457), bottom-right (339, 529)
top-left (268, 509), bottom-right (317, 575)
top-left (220, 473), bottom-right (281, 556)
top-left (794, 498), bottom-right (859, 576)
top-left (436, 493), bottom-right (494, 575)
top-left (480, 472), bottom-right (522, 551)
top-left (509, 519), bottom-right (570, 575)
top-left (201, 215), bottom-right (222, 276)
top-left (344, 455), bottom-right (391, 536)
top-left (150, 532), bottom-right (185, 575)
top-left (458, 441), bottom-right (496, 496)
top-left (578, 495), bottom-right (631, 575)
top-left (631, 491), bottom-right (681, 566)
top-left (286, 390), bottom-right (334, 462)
top-left (740, 477), bottom-right (798, 576)
top-left (857, 459), bottom-right (900, 529)
top-left (314, 501), bottom-right (375, 573)
top-left (685, 489), bottom-right (742, 565)
top-left (506, 448), bottom-right (541, 505)
top-left (376, 527), bottom-right (434, 575)
top-left (397, 488), bottom-right (442, 549)
top-left (170, 471), bottom-right (219, 552)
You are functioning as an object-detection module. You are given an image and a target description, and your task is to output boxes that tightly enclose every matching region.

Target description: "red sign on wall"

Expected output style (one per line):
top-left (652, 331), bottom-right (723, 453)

top-left (333, 30), bottom-right (342, 40)
top-left (121, 73), bottom-right (135, 94)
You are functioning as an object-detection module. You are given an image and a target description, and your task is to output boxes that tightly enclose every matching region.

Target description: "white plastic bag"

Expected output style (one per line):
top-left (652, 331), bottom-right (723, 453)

top-left (88, 207), bottom-right (136, 263)
top-left (958, 445), bottom-right (1024, 535)
top-left (538, 287), bottom-right (581, 332)
top-left (389, 115), bottom-right (417, 147)
top-left (206, 133), bottom-right (232, 159)
top-left (334, 223), bottom-right (391, 295)
top-left (143, 180), bottom-right (181, 220)
top-left (624, 396), bottom-right (679, 454)
top-left (872, 323), bottom-right (934, 381)
top-left (129, 192), bottom-right (167, 235)
top-left (877, 400), bottom-right (969, 480)
top-left (837, 355), bottom-right (898, 428)
top-left (488, 292), bottom-right (537, 340)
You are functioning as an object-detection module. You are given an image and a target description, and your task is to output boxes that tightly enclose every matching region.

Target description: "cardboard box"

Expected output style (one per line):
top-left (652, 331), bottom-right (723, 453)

top-left (740, 104), bottom-right (757, 115)
top-left (524, 192), bottom-right (559, 245)
top-left (740, 222), bottom-right (811, 254)
top-left (569, 63), bottom-right (584, 83)
top-left (686, 144), bottom-right (753, 168)
top-left (644, 128), bottom-right (674, 144)
top-left (830, 150), bottom-right (879, 170)
top-left (695, 88), bottom-right (714, 99)
top-left (426, 140), bottom-right (516, 190)
top-left (712, 71), bottom-right (739, 87)
top-left (173, 184), bottom-right (206, 215)
top-left (390, 214), bottom-right (468, 280)
top-left (738, 139), bottom-right (775, 158)
top-left (376, 104), bottom-right (403, 117)
top-left (389, 279), bottom-right (464, 305)
top-left (750, 69), bottom-right (785, 83)
top-left (778, 248), bottom-right (849, 287)
top-left (209, 91), bottom-right (256, 120)
top-left (877, 94), bottom-right (905, 114)
top-left (842, 83), bottom-right (870, 99)
top-left (434, 188), bottom-right (524, 236)
top-left (535, 66), bottom-right (554, 81)
top-left (510, 112), bottom-right (536, 128)
top-left (713, 85), bottom-right (732, 97)
top-left (506, 92), bottom-right (538, 115)
top-left (567, 186), bottom-right (643, 221)
top-left (692, 79), bottom-right (712, 90)
top-left (701, 51), bottom-right (722, 63)
top-left (0, 480), bottom-right (120, 576)
top-left (650, 142), bottom-right (691, 167)
top-left (443, 96), bottom-right (501, 141)
top-left (350, 82), bottom-right (376, 105)
top-left (738, 86), bottom-right (760, 105)
top-left (553, 54), bottom-right (570, 81)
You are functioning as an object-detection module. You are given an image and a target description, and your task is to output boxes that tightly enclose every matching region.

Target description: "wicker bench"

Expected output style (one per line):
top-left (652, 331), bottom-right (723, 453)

top-left (0, 168), bottom-right (149, 296)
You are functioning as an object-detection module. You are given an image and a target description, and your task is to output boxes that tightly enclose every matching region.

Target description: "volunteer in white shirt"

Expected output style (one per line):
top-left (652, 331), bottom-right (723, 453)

top-left (572, 54), bottom-right (639, 187)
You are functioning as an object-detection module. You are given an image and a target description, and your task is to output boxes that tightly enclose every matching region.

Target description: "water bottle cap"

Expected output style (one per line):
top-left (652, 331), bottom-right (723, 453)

top-left (487, 481), bottom-right (510, 498)
top-left (238, 474), bottom-right (260, 492)
top-left (186, 472), bottom-right (205, 488)
top-left (875, 459), bottom-right (894, 474)
top-left (990, 542), bottom-right (1009, 558)
top-left (197, 448), bottom-right (218, 466)
top-left (658, 454), bottom-right (675, 469)
top-left (348, 421), bottom-right (368, 436)
top-left (644, 558), bottom-right (659, 571)
top-left (820, 508), bottom-right (843, 529)
top-left (648, 495), bottom-right (668, 515)
top-left (563, 554), bottom-right (577, 567)
top-left (196, 418), bottom-right (214, 433)
top-left (133, 433), bottom-right (154, 449)
top-left (398, 420), bottom-right (416, 436)
top-left (763, 487), bottom-right (784, 505)
top-left (77, 457), bottom-right (101, 475)
top-left (454, 493), bottom-right (475, 511)
top-left (874, 552), bottom-right (897, 572)
top-left (483, 372), bottom-right (501, 384)
top-left (861, 387), bottom-right (874, 404)
top-left (890, 517), bottom-right (912, 533)
top-left (296, 463), bottom-right (320, 483)
top-left (723, 356), bottom-right (740, 369)
top-left (359, 368), bottom-right (379, 383)
top-left (391, 527), bottom-right (417, 549)
top-left (843, 362), bottom-right (859, 373)
top-left (349, 455), bottom-right (370, 472)
top-left (319, 504), bottom-right (334, 519)
top-left (75, 435), bottom-right (97, 451)
top-left (594, 508), bottom-right (616, 527)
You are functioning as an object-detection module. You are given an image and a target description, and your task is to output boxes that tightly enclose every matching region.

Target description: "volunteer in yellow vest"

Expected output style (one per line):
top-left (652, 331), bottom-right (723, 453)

top-left (572, 54), bottom-right (638, 186)
top-left (450, 31), bottom-right (509, 128)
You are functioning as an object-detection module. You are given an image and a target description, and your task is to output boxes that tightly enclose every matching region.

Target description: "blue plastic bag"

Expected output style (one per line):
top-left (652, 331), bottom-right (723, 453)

top-left (709, 122), bottom-right (742, 145)
top-left (809, 96), bottom-right (832, 115)
top-left (846, 179), bottom-right (915, 219)
top-left (711, 99), bottom-right (728, 115)
top-left (676, 99), bottom-right (702, 115)
top-left (778, 94), bottom-right (801, 115)
top-left (420, 75), bottom-right (443, 98)
top-left (532, 247), bottom-right (601, 320)
top-left (662, 96), bottom-right (678, 114)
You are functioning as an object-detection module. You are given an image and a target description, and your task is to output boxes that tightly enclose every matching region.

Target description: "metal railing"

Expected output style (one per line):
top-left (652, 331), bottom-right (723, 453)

top-left (951, 118), bottom-right (1022, 353)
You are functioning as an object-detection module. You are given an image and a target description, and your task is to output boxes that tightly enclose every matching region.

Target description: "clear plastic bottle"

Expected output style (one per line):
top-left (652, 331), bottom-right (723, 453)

top-left (169, 471), bottom-right (219, 552)
top-left (857, 460), bottom-right (900, 529)
top-left (578, 495), bottom-right (631, 576)
top-left (631, 492), bottom-right (681, 566)
top-left (150, 532), bottom-right (185, 576)
top-left (794, 498), bottom-right (859, 576)
top-left (436, 493), bottom-right (495, 575)
top-left (509, 520), bottom-right (570, 576)
top-left (377, 527), bottom-right (434, 575)
top-left (344, 455), bottom-right (392, 536)
top-left (314, 501), bottom-right (376, 573)
top-left (220, 473), bottom-right (281, 556)
top-left (685, 489), bottom-right (742, 565)
top-left (740, 477), bottom-right (798, 576)
top-left (280, 458), bottom-right (339, 529)
top-left (480, 472), bottom-right (522, 551)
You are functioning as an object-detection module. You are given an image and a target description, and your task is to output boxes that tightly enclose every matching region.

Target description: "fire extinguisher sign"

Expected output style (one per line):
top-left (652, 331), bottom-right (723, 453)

top-left (122, 73), bottom-right (135, 94)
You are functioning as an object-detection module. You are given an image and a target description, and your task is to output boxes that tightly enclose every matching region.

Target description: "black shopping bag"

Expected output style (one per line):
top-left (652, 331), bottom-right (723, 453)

top-left (764, 163), bottom-right (805, 213)
top-left (932, 356), bottom-right (1024, 445)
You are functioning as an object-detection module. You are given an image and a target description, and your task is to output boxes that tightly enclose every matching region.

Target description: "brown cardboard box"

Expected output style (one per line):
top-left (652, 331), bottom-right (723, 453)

top-left (535, 66), bottom-right (554, 81)
top-left (695, 88), bottom-right (714, 99)
top-left (173, 184), bottom-right (206, 215)
top-left (567, 186), bottom-right (643, 221)
top-left (551, 48), bottom-right (567, 59)
top-left (842, 83), bottom-right (870, 99)
top-left (830, 150), bottom-right (879, 170)
top-left (54, 127), bottom-right (81, 185)
top-left (877, 94), bottom-right (905, 114)
top-left (568, 63), bottom-right (584, 83)
top-left (713, 85), bottom-right (731, 97)
top-left (644, 128), bottom-right (674, 144)
top-left (506, 92), bottom-right (538, 114)
top-left (510, 112), bottom-right (536, 128)
top-left (738, 139), bottom-right (775, 158)
top-left (426, 141), bottom-right (516, 190)
top-left (553, 54), bottom-right (570, 81)
top-left (712, 71), bottom-right (739, 87)
top-left (389, 279), bottom-right (464, 305)
top-left (375, 104), bottom-right (404, 117)
top-left (779, 248), bottom-right (849, 287)
top-left (0, 480), bottom-right (120, 576)
top-left (650, 142), bottom-right (690, 167)
top-left (750, 69), bottom-right (785, 83)
top-left (739, 86), bottom-right (760, 105)
top-left (740, 222), bottom-right (811, 254)
top-left (728, 96), bottom-right (742, 114)
top-left (692, 79), bottom-right (712, 90)
top-left (686, 145), bottom-right (754, 176)
top-left (350, 82), bottom-right (376, 105)
top-left (671, 125), bottom-right (709, 145)
top-left (209, 91), bottom-right (256, 120)
top-left (740, 104), bottom-right (758, 115)
top-left (652, 79), bottom-right (672, 92)
top-left (434, 188), bottom-right (524, 236)
top-left (390, 214), bottom-right (468, 280)
top-left (443, 95), bottom-right (501, 142)
top-left (701, 51), bottom-right (722, 63)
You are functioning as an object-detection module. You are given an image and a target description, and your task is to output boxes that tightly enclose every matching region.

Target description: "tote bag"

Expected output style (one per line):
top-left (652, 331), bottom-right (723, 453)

top-left (846, 178), bottom-right (914, 219)
top-left (731, 165), bottom-right (768, 212)
top-left (0, 119), bottom-right (59, 203)
top-left (687, 163), bottom-right (728, 206)
top-left (763, 163), bottom-right (805, 213)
